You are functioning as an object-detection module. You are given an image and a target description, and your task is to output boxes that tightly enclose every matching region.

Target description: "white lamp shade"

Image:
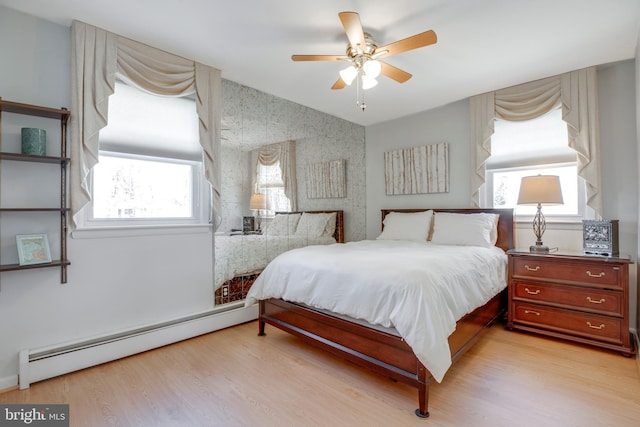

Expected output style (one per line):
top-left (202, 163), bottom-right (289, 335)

top-left (517, 175), bottom-right (564, 205)
top-left (361, 75), bottom-right (378, 90)
top-left (339, 66), bottom-right (358, 85)
top-left (249, 193), bottom-right (266, 210)
top-left (362, 59), bottom-right (381, 78)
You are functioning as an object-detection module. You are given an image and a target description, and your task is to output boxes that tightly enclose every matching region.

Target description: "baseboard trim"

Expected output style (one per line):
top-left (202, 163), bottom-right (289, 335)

top-left (18, 303), bottom-right (258, 389)
top-left (0, 375), bottom-right (19, 393)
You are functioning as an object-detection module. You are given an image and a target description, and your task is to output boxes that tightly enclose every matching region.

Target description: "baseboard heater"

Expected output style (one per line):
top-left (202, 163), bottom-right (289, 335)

top-left (19, 303), bottom-right (257, 389)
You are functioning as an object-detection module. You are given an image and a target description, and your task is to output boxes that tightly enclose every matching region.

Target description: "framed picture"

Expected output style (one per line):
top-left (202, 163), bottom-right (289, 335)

top-left (16, 234), bottom-right (52, 266)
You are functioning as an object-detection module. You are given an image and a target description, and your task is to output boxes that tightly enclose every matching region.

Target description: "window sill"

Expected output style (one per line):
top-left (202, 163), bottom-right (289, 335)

top-left (71, 223), bottom-right (212, 239)
top-left (515, 219), bottom-right (583, 231)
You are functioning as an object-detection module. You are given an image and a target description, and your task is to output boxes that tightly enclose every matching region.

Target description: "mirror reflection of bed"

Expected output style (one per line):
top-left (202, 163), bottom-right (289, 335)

top-left (214, 211), bottom-right (344, 304)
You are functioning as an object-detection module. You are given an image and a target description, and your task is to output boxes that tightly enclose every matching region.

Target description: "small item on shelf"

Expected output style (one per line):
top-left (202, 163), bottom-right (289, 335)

top-left (583, 219), bottom-right (619, 256)
top-left (21, 127), bottom-right (46, 156)
top-left (16, 233), bottom-right (52, 266)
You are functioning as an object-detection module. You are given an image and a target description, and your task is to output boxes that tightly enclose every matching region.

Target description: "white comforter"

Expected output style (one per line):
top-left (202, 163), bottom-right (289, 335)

top-left (245, 240), bottom-right (508, 382)
top-left (215, 234), bottom-right (336, 290)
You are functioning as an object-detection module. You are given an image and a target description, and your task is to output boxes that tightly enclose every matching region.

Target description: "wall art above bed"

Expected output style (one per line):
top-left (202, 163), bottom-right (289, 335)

top-left (384, 143), bottom-right (449, 195)
top-left (305, 159), bottom-right (346, 199)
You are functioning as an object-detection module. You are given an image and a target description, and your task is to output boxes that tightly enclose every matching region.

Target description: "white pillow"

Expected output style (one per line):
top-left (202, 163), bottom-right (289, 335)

top-left (430, 212), bottom-right (499, 247)
top-left (294, 213), bottom-right (334, 238)
top-left (323, 212), bottom-right (337, 237)
top-left (263, 213), bottom-right (301, 236)
top-left (376, 210), bottom-right (433, 242)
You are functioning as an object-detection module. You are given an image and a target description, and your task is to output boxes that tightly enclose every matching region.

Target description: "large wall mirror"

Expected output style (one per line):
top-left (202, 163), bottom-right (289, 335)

top-left (214, 80), bottom-right (367, 304)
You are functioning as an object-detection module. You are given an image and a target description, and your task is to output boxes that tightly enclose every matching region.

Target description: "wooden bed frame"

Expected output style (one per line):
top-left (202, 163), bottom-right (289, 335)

top-left (257, 208), bottom-right (514, 418)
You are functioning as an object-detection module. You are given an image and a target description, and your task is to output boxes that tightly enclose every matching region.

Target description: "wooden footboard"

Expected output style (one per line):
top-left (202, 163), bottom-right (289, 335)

top-left (258, 291), bottom-right (505, 418)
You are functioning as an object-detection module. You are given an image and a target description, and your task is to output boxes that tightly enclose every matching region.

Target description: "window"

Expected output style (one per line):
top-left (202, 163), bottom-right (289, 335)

top-left (91, 152), bottom-right (202, 224)
top-left (484, 108), bottom-right (590, 220)
top-left (256, 161), bottom-right (291, 215)
top-left (83, 80), bottom-right (209, 228)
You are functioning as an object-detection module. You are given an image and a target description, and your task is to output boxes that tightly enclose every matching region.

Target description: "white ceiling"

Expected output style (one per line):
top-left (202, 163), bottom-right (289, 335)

top-left (2, 0), bottom-right (639, 127)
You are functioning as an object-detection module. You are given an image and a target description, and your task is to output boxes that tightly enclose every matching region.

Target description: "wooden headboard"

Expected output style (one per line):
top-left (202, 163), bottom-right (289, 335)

top-left (381, 208), bottom-right (514, 251)
top-left (279, 210), bottom-right (344, 243)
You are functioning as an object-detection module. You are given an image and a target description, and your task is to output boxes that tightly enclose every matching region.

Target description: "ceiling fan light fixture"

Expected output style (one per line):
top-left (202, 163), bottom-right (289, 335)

top-left (361, 75), bottom-right (378, 90)
top-left (339, 65), bottom-right (358, 85)
top-left (362, 59), bottom-right (381, 78)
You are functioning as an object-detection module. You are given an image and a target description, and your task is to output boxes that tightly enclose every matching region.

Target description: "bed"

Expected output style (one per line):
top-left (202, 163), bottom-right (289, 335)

top-left (245, 208), bottom-right (514, 417)
top-left (214, 210), bottom-right (344, 303)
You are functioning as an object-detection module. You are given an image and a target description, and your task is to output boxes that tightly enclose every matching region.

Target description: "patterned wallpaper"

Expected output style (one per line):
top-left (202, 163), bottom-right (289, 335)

top-left (220, 79), bottom-right (366, 242)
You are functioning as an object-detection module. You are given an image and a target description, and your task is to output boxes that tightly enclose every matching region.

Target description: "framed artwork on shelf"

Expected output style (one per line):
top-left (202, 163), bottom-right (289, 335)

top-left (16, 234), bottom-right (52, 266)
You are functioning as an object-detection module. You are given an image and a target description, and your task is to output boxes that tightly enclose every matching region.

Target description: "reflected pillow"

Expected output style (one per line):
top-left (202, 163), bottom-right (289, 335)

top-left (294, 213), bottom-right (334, 238)
top-left (263, 213), bottom-right (301, 236)
top-left (376, 210), bottom-right (433, 242)
top-left (430, 212), bottom-right (499, 247)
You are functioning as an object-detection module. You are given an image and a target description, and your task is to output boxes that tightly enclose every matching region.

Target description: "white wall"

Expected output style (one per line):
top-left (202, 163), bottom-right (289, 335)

top-left (365, 60), bottom-right (639, 328)
top-left (365, 100), bottom-right (473, 238)
top-left (0, 7), bottom-right (215, 387)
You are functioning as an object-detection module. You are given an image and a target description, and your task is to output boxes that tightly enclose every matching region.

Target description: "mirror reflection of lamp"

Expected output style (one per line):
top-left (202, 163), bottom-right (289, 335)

top-left (517, 175), bottom-right (564, 253)
top-left (250, 193), bottom-right (267, 232)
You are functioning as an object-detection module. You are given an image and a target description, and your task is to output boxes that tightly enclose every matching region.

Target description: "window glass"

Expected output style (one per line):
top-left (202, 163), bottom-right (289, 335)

top-left (485, 108), bottom-right (585, 218)
top-left (256, 161), bottom-right (290, 215)
top-left (92, 153), bottom-right (195, 220)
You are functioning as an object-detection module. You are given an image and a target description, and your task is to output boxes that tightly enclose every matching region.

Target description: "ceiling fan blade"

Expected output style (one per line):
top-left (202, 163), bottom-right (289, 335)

top-left (376, 30), bottom-right (437, 59)
top-left (380, 61), bottom-right (412, 83)
top-left (291, 54), bottom-right (346, 61)
top-left (331, 78), bottom-right (347, 90)
top-left (339, 11), bottom-right (366, 51)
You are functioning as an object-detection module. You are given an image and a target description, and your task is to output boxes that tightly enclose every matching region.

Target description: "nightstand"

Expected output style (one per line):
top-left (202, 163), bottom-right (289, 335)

top-left (507, 250), bottom-right (634, 356)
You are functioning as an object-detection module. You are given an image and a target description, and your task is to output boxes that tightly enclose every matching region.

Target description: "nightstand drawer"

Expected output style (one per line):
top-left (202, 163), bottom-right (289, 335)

top-left (512, 281), bottom-right (623, 317)
top-left (511, 258), bottom-right (622, 288)
top-left (512, 303), bottom-right (624, 345)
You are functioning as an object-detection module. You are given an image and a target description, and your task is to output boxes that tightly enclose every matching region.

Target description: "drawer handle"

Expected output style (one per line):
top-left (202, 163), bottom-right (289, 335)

top-left (524, 288), bottom-right (541, 295)
top-left (586, 321), bottom-right (605, 330)
top-left (524, 309), bottom-right (541, 316)
top-left (586, 271), bottom-right (605, 278)
top-left (524, 265), bottom-right (540, 272)
top-left (586, 297), bottom-right (606, 304)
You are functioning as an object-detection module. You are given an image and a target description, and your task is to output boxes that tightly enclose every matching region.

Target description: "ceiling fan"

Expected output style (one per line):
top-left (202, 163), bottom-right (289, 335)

top-left (292, 11), bottom-right (437, 110)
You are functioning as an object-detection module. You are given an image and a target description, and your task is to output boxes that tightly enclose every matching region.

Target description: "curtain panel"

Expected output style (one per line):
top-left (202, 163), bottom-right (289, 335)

top-left (253, 141), bottom-right (298, 211)
top-left (70, 21), bottom-right (222, 229)
top-left (470, 67), bottom-right (602, 217)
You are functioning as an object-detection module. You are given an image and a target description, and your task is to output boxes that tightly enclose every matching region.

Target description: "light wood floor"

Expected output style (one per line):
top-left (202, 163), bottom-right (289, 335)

top-left (2, 321), bottom-right (639, 427)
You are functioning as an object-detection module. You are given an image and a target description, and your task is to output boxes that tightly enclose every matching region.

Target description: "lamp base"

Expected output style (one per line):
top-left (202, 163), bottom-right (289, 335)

top-left (529, 244), bottom-right (550, 253)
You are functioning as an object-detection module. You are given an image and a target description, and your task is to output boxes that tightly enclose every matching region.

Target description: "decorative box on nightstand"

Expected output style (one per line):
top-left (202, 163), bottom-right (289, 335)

top-left (507, 250), bottom-right (634, 356)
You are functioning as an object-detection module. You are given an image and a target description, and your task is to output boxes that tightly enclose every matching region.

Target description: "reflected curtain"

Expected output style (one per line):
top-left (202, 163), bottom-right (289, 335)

top-left (70, 20), bottom-right (222, 229)
top-left (470, 67), bottom-right (602, 217)
top-left (253, 141), bottom-right (298, 211)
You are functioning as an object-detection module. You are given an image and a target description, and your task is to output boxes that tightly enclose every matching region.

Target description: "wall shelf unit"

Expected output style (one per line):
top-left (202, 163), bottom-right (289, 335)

top-left (0, 98), bottom-right (71, 283)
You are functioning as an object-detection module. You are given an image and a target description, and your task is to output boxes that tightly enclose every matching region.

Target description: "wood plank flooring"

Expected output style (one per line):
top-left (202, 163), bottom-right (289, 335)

top-left (2, 320), bottom-right (639, 426)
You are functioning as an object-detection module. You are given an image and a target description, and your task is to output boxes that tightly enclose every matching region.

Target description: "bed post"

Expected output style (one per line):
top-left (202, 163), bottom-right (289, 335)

top-left (258, 300), bottom-right (266, 336)
top-left (416, 363), bottom-right (430, 418)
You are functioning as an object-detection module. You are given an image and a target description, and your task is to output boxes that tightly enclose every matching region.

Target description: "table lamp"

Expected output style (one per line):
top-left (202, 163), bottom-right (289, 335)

top-left (517, 175), bottom-right (564, 253)
top-left (249, 193), bottom-right (266, 231)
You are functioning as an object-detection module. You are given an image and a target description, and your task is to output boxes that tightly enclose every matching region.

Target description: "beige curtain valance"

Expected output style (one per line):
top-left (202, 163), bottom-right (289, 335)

top-left (70, 21), bottom-right (222, 229)
top-left (470, 67), bottom-right (602, 216)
